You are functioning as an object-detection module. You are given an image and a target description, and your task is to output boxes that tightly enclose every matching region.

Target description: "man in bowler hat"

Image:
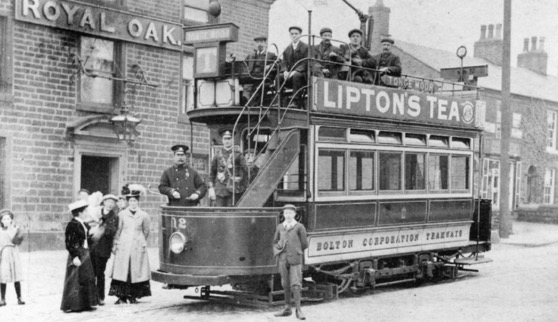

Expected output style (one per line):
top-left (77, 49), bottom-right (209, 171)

top-left (159, 144), bottom-right (207, 206)
top-left (273, 204), bottom-right (308, 320)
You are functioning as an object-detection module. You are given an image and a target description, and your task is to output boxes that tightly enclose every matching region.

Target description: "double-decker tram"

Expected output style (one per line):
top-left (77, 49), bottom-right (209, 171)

top-left (152, 24), bottom-right (492, 305)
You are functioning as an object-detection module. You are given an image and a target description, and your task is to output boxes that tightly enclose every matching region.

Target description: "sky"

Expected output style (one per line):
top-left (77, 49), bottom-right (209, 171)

top-left (269, 0), bottom-right (558, 76)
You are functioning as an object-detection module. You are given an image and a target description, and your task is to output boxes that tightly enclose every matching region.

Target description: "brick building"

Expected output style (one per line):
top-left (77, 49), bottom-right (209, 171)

top-left (0, 0), bottom-right (275, 250)
top-left (368, 1), bottom-right (558, 226)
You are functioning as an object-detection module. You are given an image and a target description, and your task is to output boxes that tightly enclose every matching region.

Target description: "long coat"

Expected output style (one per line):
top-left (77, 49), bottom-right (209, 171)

top-left (313, 42), bottom-right (345, 79)
top-left (245, 50), bottom-right (277, 78)
top-left (110, 208), bottom-right (151, 283)
top-left (209, 147), bottom-right (247, 197)
top-left (89, 209), bottom-right (118, 258)
top-left (159, 164), bottom-right (207, 206)
top-left (373, 52), bottom-right (402, 77)
top-left (273, 222), bottom-right (308, 265)
top-left (281, 42), bottom-right (309, 74)
top-left (60, 218), bottom-right (98, 311)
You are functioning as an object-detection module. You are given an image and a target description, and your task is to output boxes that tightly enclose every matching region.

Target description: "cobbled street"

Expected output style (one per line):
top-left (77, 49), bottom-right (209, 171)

top-left (2, 220), bottom-right (558, 322)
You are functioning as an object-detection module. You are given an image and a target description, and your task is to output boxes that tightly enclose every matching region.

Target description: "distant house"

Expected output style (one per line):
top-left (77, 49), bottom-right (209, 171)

top-left (369, 0), bottom-right (558, 225)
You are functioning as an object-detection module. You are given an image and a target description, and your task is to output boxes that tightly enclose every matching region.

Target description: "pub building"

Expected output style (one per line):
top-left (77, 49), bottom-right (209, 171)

top-left (0, 0), bottom-right (276, 250)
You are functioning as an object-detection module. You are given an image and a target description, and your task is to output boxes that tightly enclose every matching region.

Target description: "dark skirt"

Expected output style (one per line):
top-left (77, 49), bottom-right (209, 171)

top-left (60, 251), bottom-right (98, 312)
top-left (108, 279), bottom-right (151, 299)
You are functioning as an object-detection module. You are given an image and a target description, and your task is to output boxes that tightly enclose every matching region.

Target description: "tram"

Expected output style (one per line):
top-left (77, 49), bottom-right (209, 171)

top-left (152, 24), bottom-right (492, 305)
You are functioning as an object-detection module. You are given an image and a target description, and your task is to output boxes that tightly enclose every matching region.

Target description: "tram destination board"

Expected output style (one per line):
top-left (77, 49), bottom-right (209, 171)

top-left (312, 77), bottom-right (483, 128)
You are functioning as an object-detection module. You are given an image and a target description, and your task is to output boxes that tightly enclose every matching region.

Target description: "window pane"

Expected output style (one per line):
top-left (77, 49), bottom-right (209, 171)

top-left (80, 37), bottom-right (115, 104)
top-left (428, 154), bottom-right (449, 190)
top-left (405, 133), bottom-right (426, 146)
top-left (182, 55), bottom-right (194, 112)
top-left (451, 155), bottom-right (470, 190)
top-left (429, 135), bottom-right (449, 147)
top-left (405, 153), bottom-right (425, 190)
top-left (452, 137), bottom-right (471, 149)
top-left (350, 151), bottom-right (374, 191)
top-left (318, 150), bottom-right (345, 191)
top-left (319, 127), bottom-right (346, 141)
top-left (379, 152), bottom-right (401, 190)
top-left (378, 131), bottom-right (402, 144)
top-left (81, 75), bottom-right (113, 104)
top-left (349, 129), bottom-right (375, 143)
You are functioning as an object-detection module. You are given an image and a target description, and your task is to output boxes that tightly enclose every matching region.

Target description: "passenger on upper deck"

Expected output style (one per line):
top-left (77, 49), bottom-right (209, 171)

top-left (280, 26), bottom-right (323, 108)
top-left (339, 29), bottom-right (376, 84)
top-left (208, 129), bottom-right (247, 207)
top-left (159, 145), bottom-right (207, 207)
top-left (313, 27), bottom-right (346, 80)
top-left (243, 36), bottom-right (278, 105)
top-left (373, 37), bottom-right (402, 85)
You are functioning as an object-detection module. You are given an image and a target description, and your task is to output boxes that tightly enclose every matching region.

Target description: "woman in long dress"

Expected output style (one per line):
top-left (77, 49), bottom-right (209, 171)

top-left (0, 209), bottom-right (25, 306)
top-left (60, 200), bottom-right (98, 312)
top-left (109, 184), bottom-right (151, 304)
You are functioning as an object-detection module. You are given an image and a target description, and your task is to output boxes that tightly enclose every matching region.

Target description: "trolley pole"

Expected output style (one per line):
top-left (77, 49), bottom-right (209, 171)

top-left (499, 0), bottom-right (513, 238)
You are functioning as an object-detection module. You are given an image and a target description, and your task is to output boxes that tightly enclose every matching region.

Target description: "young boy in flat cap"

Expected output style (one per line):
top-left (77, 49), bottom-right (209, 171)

top-left (159, 144), bottom-right (207, 206)
top-left (273, 204), bottom-right (308, 320)
top-left (340, 28), bottom-right (376, 83)
top-left (313, 27), bottom-right (345, 79)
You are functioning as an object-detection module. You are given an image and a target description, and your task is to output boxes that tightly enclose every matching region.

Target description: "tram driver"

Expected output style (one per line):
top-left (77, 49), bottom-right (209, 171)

top-left (208, 129), bottom-right (248, 207)
top-left (159, 144), bottom-right (207, 207)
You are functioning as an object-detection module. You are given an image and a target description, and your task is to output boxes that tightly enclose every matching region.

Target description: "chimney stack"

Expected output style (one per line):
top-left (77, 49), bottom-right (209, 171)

top-left (518, 35), bottom-right (548, 75)
top-left (368, 0), bottom-right (391, 55)
top-left (488, 24), bottom-right (494, 38)
top-left (474, 23), bottom-right (503, 66)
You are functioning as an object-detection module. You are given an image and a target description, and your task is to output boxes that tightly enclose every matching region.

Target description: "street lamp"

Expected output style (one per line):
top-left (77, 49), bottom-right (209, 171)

top-left (111, 103), bottom-right (141, 145)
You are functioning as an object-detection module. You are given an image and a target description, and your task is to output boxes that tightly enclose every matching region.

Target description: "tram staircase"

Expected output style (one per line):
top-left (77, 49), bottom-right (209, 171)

top-left (236, 128), bottom-right (300, 208)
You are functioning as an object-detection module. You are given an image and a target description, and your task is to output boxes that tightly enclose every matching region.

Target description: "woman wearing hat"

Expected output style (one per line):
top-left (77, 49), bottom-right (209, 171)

top-left (108, 184), bottom-right (151, 304)
top-left (0, 209), bottom-right (25, 306)
top-left (60, 200), bottom-right (98, 312)
top-left (89, 194), bottom-right (119, 306)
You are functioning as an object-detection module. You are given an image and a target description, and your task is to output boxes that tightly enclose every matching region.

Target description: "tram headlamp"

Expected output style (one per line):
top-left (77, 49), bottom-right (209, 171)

top-left (170, 232), bottom-right (187, 254)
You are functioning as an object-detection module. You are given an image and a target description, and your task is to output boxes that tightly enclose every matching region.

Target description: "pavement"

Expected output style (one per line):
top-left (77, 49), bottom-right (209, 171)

top-left (1, 219), bottom-right (557, 321)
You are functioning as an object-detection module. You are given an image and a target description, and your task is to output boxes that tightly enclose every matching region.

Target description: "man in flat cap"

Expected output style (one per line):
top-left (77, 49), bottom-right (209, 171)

top-left (339, 29), bottom-right (376, 83)
top-left (208, 129), bottom-right (247, 207)
top-left (373, 37), bottom-right (402, 85)
top-left (280, 26), bottom-right (323, 108)
top-left (159, 144), bottom-right (207, 206)
top-left (243, 36), bottom-right (278, 105)
top-left (313, 27), bottom-right (346, 79)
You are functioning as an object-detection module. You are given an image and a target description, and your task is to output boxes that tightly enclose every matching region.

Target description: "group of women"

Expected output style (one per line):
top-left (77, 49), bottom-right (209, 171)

top-left (60, 184), bottom-right (152, 313)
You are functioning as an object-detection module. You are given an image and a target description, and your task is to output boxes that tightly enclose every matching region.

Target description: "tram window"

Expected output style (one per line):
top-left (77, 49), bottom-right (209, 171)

top-left (428, 154), bottom-right (449, 190)
top-left (452, 137), bottom-right (471, 149)
top-left (378, 131), bottom-right (402, 144)
top-left (318, 127), bottom-right (347, 142)
top-left (405, 133), bottom-right (426, 146)
top-left (349, 151), bottom-right (375, 191)
top-left (428, 135), bottom-right (449, 148)
top-left (405, 153), bottom-right (426, 190)
top-left (318, 150), bottom-right (345, 191)
top-left (349, 129), bottom-right (376, 143)
top-left (451, 155), bottom-right (470, 190)
top-left (379, 152), bottom-right (402, 190)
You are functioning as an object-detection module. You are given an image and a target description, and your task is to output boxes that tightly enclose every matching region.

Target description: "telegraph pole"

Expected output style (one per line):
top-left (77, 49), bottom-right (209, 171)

top-left (499, 0), bottom-right (513, 238)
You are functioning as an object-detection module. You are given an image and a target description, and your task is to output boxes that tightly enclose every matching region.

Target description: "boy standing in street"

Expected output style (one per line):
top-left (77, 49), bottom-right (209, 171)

top-left (273, 204), bottom-right (308, 320)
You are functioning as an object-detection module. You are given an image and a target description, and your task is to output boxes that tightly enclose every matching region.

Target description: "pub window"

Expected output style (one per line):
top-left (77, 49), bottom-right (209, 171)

top-left (378, 131), bottom-right (402, 145)
top-left (318, 150), bottom-right (345, 192)
top-left (452, 137), bottom-right (471, 149)
top-left (379, 152), bottom-right (402, 190)
top-left (318, 127), bottom-right (346, 142)
top-left (428, 135), bottom-right (449, 148)
top-left (181, 54), bottom-right (194, 116)
top-left (547, 110), bottom-right (558, 150)
top-left (349, 151), bottom-right (374, 191)
top-left (428, 154), bottom-right (449, 190)
top-left (451, 155), bottom-right (470, 190)
top-left (79, 36), bottom-right (122, 111)
top-left (405, 153), bottom-right (425, 190)
top-left (543, 168), bottom-right (555, 204)
top-left (349, 129), bottom-right (375, 143)
top-left (405, 133), bottom-right (426, 146)
top-left (184, 0), bottom-right (210, 23)
top-left (0, 16), bottom-right (11, 95)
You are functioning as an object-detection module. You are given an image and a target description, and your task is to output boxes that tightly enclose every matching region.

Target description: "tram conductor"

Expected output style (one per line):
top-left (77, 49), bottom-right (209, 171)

top-left (159, 144), bottom-right (207, 206)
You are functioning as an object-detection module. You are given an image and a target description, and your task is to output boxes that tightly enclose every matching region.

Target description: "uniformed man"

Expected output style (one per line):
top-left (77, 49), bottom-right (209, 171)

top-left (339, 29), bottom-right (376, 83)
top-left (373, 37), bottom-right (402, 85)
top-left (208, 129), bottom-right (247, 207)
top-left (159, 144), bottom-right (207, 206)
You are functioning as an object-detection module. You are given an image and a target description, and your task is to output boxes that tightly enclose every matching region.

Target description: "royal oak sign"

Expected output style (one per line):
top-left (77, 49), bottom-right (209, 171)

top-left (15, 0), bottom-right (183, 51)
